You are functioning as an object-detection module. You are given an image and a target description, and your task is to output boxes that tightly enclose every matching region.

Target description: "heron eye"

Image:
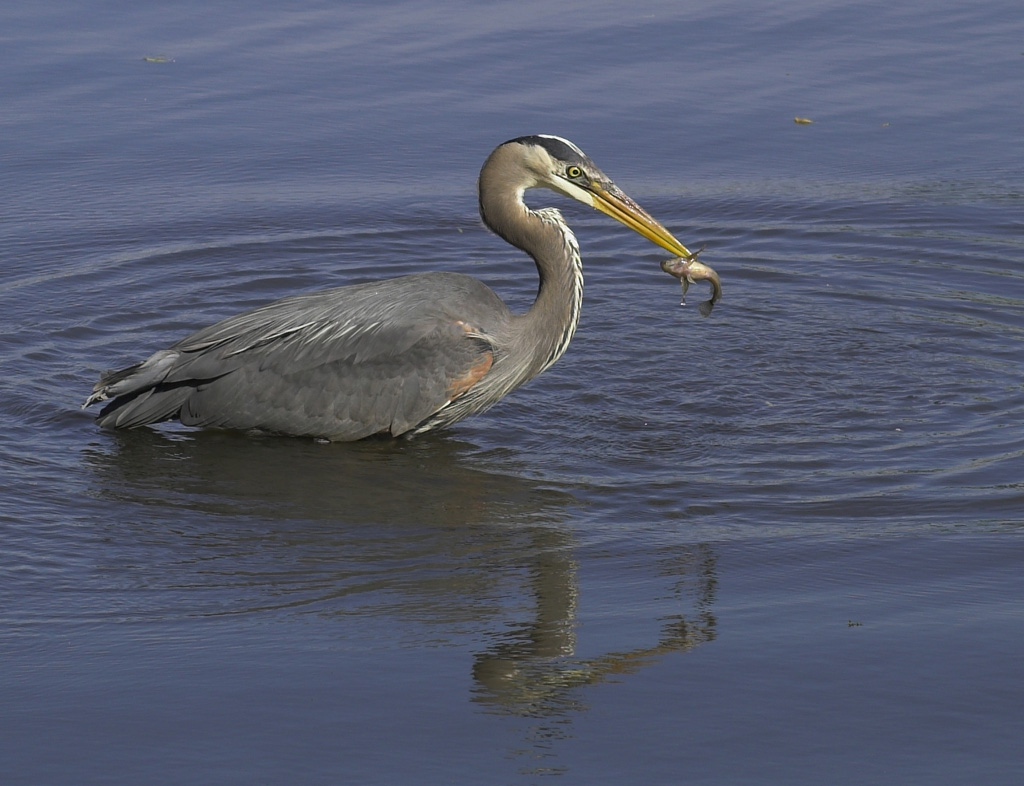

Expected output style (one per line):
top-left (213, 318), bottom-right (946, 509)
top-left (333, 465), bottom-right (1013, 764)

top-left (566, 166), bottom-right (584, 180)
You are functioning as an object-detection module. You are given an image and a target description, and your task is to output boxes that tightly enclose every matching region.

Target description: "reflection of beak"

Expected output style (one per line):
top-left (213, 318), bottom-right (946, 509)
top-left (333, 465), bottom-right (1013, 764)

top-left (587, 181), bottom-right (693, 258)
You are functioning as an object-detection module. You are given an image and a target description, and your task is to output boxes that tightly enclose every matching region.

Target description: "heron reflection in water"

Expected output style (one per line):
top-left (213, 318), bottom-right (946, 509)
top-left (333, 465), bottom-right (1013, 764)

top-left (85, 135), bottom-right (719, 440)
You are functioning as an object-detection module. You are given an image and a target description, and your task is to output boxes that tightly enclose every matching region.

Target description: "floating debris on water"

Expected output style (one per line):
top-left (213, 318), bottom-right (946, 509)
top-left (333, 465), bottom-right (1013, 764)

top-left (794, 116), bottom-right (814, 124)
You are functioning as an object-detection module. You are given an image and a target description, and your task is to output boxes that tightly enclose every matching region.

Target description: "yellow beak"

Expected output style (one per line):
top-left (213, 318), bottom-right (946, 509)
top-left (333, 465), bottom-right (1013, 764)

top-left (587, 181), bottom-right (693, 259)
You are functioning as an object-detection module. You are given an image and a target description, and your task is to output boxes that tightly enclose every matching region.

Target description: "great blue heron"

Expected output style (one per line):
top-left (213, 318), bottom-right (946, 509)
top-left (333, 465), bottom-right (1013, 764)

top-left (84, 135), bottom-right (720, 441)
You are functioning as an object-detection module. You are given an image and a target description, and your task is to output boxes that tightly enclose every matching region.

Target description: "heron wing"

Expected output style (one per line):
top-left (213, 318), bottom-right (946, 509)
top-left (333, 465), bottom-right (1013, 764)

top-left (91, 273), bottom-right (507, 439)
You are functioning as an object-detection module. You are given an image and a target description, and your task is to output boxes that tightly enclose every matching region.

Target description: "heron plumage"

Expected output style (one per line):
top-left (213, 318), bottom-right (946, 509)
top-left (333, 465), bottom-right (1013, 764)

top-left (89, 272), bottom-right (508, 439)
top-left (85, 135), bottom-right (701, 440)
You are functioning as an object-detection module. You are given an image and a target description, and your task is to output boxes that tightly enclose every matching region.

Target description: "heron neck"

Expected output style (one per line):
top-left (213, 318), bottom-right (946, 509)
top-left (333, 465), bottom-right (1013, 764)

top-left (523, 207), bottom-right (584, 374)
top-left (479, 184), bottom-right (583, 379)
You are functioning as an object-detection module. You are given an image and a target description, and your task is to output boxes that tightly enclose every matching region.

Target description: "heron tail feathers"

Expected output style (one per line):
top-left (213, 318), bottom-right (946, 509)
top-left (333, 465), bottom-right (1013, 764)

top-left (84, 350), bottom-right (193, 428)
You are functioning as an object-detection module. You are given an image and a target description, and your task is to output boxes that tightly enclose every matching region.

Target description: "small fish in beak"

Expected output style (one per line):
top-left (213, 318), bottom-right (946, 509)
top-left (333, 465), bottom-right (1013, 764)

top-left (660, 246), bottom-right (722, 317)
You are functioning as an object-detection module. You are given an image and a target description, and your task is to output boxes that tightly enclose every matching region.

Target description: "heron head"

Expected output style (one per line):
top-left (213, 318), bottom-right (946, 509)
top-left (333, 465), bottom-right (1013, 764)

top-left (498, 134), bottom-right (694, 259)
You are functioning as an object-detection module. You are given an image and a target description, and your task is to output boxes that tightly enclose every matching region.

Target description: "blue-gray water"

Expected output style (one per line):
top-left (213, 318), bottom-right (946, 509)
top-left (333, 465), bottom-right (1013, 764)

top-left (2, 1), bottom-right (1023, 783)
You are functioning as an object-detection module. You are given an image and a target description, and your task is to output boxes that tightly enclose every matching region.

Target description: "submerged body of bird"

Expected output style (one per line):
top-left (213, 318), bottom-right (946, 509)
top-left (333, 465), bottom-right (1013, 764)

top-left (84, 135), bottom-right (722, 441)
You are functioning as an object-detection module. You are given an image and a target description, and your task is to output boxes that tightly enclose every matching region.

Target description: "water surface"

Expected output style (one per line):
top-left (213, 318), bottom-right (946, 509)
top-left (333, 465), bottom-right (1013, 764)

top-left (2, 1), bottom-right (1023, 783)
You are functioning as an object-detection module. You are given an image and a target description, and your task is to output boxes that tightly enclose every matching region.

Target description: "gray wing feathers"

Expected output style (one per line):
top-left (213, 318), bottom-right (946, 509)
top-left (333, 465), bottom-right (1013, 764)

top-left (85, 350), bottom-right (195, 428)
top-left (86, 273), bottom-right (505, 439)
